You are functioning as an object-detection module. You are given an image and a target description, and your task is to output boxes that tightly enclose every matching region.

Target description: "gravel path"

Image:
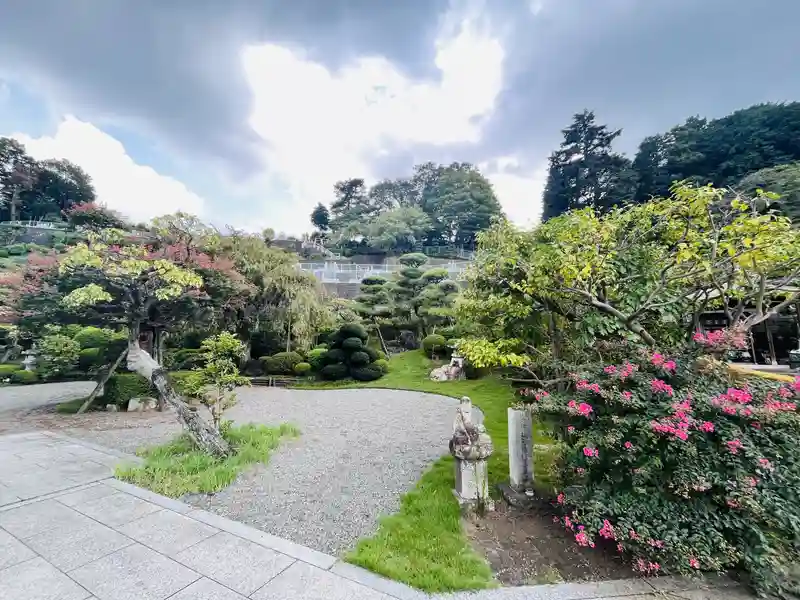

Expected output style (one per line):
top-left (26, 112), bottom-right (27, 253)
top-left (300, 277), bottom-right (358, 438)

top-left (0, 384), bottom-right (479, 556)
top-left (0, 381), bottom-right (95, 414)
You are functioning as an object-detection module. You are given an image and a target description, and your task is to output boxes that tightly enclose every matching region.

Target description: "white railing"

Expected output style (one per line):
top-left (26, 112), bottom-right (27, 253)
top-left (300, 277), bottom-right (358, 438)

top-left (298, 261), bottom-right (468, 283)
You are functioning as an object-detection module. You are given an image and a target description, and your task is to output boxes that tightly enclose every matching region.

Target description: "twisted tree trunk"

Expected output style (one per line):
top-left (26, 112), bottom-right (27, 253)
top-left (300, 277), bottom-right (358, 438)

top-left (127, 339), bottom-right (231, 458)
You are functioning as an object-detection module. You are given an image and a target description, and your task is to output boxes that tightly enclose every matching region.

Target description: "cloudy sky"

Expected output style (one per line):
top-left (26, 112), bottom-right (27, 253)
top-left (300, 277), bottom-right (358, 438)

top-left (1, 0), bottom-right (798, 234)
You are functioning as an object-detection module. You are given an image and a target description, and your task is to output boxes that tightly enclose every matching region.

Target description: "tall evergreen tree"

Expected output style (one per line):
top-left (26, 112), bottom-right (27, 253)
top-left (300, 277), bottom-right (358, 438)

top-left (310, 202), bottom-right (330, 232)
top-left (541, 110), bottom-right (634, 220)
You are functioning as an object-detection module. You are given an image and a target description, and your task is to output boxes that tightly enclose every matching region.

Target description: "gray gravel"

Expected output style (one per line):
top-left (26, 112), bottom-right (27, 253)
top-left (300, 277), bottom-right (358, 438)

top-left (0, 381), bottom-right (95, 414)
top-left (0, 383), bottom-right (480, 556)
top-left (187, 387), bottom-right (481, 555)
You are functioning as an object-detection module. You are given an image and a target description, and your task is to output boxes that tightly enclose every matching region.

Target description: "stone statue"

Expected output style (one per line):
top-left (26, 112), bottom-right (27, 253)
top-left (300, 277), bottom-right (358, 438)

top-left (449, 396), bottom-right (494, 513)
top-left (429, 354), bottom-right (466, 382)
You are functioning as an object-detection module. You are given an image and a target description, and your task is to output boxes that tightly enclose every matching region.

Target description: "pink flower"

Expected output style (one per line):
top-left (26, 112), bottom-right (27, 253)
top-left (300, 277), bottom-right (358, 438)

top-left (621, 391), bottom-right (633, 400)
top-left (689, 558), bottom-right (700, 569)
top-left (556, 493), bottom-right (565, 505)
top-left (697, 421), bottom-right (715, 433)
top-left (564, 516), bottom-right (574, 530)
top-left (604, 365), bottom-right (618, 375)
top-left (663, 360), bottom-right (677, 372)
top-left (575, 531), bottom-right (595, 547)
top-left (752, 422), bottom-right (762, 429)
top-left (552, 516), bottom-right (560, 523)
top-left (648, 539), bottom-right (665, 549)
top-left (583, 447), bottom-right (599, 458)
top-left (567, 402), bottom-right (594, 417)
top-left (629, 529), bottom-right (639, 540)
top-left (576, 467), bottom-right (585, 474)
top-left (778, 386), bottom-right (793, 399)
top-left (726, 439), bottom-right (743, 454)
top-left (692, 331), bottom-right (706, 343)
top-left (746, 477), bottom-right (758, 488)
top-left (617, 543), bottom-right (624, 553)
top-left (598, 519), bottom-right (616, 540)
top-left (793, 376), bottom-right (800, 393)
top-left (624, 441), bottom-right (633, 450)
top-left (567, 426), bottom-right (575, 433)
top-left (651, 379), bottom-right (674, 396)
top-left (619, 362), bottom-right (638, 380)
top-left (651, 353), bottom-right (665, 366)
top-left (576, 380), bottom-right (602, 394)
top-left (758, 458), bottom-right (774, 471)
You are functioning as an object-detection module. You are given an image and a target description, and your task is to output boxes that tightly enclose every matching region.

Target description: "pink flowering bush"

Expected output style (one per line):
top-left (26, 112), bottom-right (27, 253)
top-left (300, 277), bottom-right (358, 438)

top-left (532, 340), bottom-right (800, 597)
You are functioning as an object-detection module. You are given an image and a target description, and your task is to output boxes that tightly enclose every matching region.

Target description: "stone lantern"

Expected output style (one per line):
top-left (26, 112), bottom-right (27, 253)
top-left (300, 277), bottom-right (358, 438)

top-left (449, 396), bottom-right (494, 513)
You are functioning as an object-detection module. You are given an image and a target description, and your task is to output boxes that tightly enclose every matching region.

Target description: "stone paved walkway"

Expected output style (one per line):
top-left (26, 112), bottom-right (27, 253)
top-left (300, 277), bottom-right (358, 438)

top-left (0, 431), bottom-right (753, 600)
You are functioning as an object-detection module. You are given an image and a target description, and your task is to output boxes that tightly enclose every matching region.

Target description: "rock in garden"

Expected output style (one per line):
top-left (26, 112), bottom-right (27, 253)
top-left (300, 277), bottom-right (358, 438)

top-left (127, 397), bottom-right (157, 412)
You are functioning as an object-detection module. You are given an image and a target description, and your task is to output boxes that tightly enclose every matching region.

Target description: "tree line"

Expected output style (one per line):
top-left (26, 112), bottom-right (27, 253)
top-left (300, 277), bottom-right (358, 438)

top-left (543, 102), bottom-right (800, 220)
top-left (310, 162), bottom-right (505, 254)
top-left (0, 137), bottom-right (97, 222)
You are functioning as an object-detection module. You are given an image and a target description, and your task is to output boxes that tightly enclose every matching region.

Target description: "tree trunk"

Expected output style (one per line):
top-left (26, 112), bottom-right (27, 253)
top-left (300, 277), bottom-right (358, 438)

top-left (9, 187), bottom-right (19, 222)
top-left (765, 320), bottom-right (777, 365)
top-left (76, 347), bottom-right (128, 415)
top-left (127, 340), bottom-right (231, 458)
top-left (373, 319), bottom-right (390, 356)
top-left (153, 329), bottom-right (166, 411)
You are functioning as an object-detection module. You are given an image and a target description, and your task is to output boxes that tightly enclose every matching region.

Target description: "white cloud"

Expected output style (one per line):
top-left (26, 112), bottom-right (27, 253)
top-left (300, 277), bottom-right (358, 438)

top-left (10, 116), bottom-right (206, 223)
top-left (241, 14), bottom-right (506, 234)
top-left (482, 159), bottom-right (548, 227)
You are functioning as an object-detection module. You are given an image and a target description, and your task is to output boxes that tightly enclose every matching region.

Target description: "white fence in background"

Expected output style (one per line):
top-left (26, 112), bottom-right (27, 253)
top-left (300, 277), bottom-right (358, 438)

top-left (298, 261), bottom-right (469, 283)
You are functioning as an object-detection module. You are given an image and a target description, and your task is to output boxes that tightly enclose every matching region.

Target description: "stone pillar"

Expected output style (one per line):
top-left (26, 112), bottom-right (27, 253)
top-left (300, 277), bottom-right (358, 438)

top-left (507, 406), bottom-right (534, 492)
top-left (450, 396), bottom-right (494, 514)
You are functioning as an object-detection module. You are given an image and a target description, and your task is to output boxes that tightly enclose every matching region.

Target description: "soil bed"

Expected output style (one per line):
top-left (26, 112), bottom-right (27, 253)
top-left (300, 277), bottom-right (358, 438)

top-left (465, 498), bottom-right (634, 586)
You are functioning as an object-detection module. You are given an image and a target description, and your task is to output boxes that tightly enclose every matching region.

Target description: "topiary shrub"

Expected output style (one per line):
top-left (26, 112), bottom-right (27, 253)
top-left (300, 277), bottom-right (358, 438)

top-left (324, 348), bottom-right (346, 364)
top-left (422, 334), bottom-right (447, 358)
top-left (73, 326), bottom-right (113, 350)
top-left (259, 356), bottom-right (279, 375)
top-left (242, 359), bottom-right (263, 377)
top-left (532, 334), bottom-right (800, 598)
top-left (342, 337), bottom-right (363, 351)
top-left (294, 362), bottom-right (312, 376)
top-left (320, 363), bottom-right (348, 381)
top-left (54, 243), bottom-right (67, 253)
top-left (6, 244), bottom-right (26, 256)
top-left (351, 364), bottom-right (383, 381)
top-left (172, 348), bottom-right (205, 370)
top-left (270, 351), bottom-right (303, 375)
top-left (103, 374), bottom-right (152, 408)
top-left (168, 371), bottom-right (195, 395)
top-left (39, 334), bottom-right (81, 379)
top-left (0, 248), bottom-right (8, 258)
top-left (377, 350), bottom-right (387, 361)
top-left (0, 364), bottom-right (20, 378)
top-left (339, 323), bottom-right (368, 342)
top-left (306, 348), bottom-right (328, 371)
top-left (10, 370), bottom-right (39, 384)
top-left (349, 351), bottom-right (370, 366)
top-left (319, 323), bottom-right (386, 382)
top-left (373, 358), bottom-right (389, 374)
top-left (78, 347), bottom-right (104, 372)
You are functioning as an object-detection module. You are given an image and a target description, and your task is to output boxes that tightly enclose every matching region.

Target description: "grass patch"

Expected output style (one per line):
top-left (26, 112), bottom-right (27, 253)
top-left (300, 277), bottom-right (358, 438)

top-left (115, 423), bottom-right (299, 498)
top-left (55, 397), bottom-right (89, 414)
top-left (295, 351), bottom-right (559, 592)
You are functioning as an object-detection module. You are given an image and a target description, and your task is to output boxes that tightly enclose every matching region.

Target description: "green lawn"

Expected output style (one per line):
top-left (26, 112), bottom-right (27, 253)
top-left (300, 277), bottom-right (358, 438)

top-left (295, 351), bottom-right (558, 592)
top-left (116, 423), bottom-right (299, 497)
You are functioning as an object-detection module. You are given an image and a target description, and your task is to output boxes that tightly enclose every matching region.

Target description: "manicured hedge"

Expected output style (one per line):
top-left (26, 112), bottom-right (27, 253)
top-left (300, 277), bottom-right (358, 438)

top-left (10, 370), bottom-right (38, 384)
top-left (103, 374), bottom-right (152, 408)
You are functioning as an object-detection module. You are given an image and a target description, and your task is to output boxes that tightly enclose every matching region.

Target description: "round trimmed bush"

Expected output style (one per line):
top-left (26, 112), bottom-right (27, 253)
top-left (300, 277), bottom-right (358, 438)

top-left (172, 348), bottom-right (204, 370)
top-left (270, 351), bottom-right (303, 375)
top-left (10, 370), bottom-right (39, 384)
top-left (351, 364), bottom-right (383, 382)
top-left (320, 363), bottom-right (348, 381)
top-left (349, 351), bottom-right (370, 366)
top-left (0, 248), bottom-right (8, 258)
top-left (293, 362), bottom-right (312, 375)
top-left (324, 348), bottom-right (346, 365)
top-left (363, 347), bottom-right (379, 362)
top-left (243, 359), bottom-right (263, 377)
top-left (377, 350), bottom-right (387, 361)
top-left (103, 373), bottom-right (152, 407)
top-left (0, 364), bottom-right (20, 378)
top-left (54, 243), bottom-right (67, 252)
top-left (342, 337), bottom-right (363, 351)
top-left (78, 347), bottom-right (104, 372)
top-left (6, 244), bottom-right (26, 256)
top-left (373, 358), bottom-right (389, 374)
top-left (339, 323), bottom-right (368, 341)
top-left (73, 327), bottom-right (113, 350)
top-left (306, 348), bottom-right (328, 371)
top-left (422, 334), bottom-right (447, 357)
top-left (259, 356), bottom-right (279, 375)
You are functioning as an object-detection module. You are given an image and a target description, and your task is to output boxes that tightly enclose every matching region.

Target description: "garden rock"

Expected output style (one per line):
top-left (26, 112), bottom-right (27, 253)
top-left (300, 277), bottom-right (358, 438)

top-left (429, 355), bottom-right (465, 382)
top-left (105, 404), bottom-right (119, 412)
top-left (127, 396), bottom-right (157, 412)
